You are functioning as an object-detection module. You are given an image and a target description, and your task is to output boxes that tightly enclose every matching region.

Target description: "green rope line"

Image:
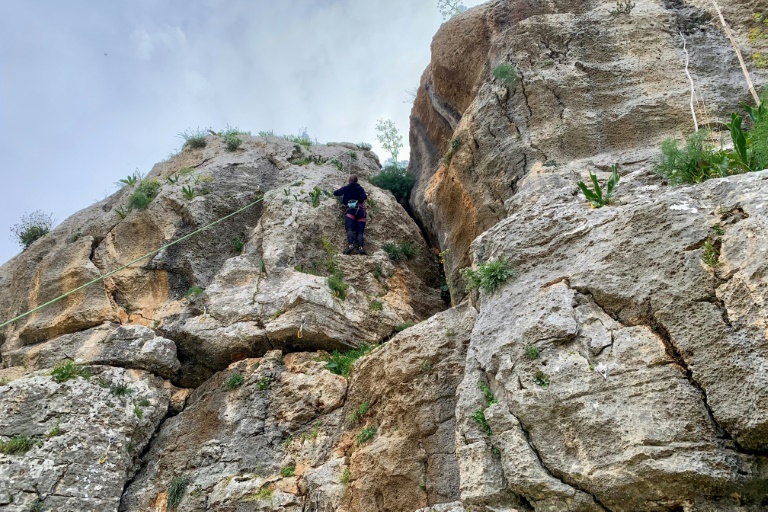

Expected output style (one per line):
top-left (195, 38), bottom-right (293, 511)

top-left (0, 195), bottom-right (265, 330)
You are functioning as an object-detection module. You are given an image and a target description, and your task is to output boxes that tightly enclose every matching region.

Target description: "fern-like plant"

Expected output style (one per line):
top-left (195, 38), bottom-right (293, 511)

top-left (577, 165), bottom-right (620, 207)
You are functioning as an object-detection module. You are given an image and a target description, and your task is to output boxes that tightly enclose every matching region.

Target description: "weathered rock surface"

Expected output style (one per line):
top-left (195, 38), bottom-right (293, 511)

top-left (0, 366), bottom-right (171, 512)
top-left (1, 135), bottom-right (444, 387)
top-left (409, 0), bottom-right (768, 301)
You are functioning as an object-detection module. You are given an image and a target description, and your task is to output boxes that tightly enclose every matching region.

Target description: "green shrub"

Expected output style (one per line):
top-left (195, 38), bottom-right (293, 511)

top-left (472, 409), bottom-right (491, 435)
top-left (371, 165), bottom-right (416, 202)
top-left (369, 300), bottom-right (383, 312)
top-left (748, 98), bottom-right (768, 170)
top-left (134, 405), bottom-right (144, 419)
top-left (309, 187), bottom-right (322, 208)
top-left (654, 130), bottom-right (725, 184)
top-left (167, 477), bottom-right (189, 508)
top-left (179, 128), bottom-right (208, 149)
top-left (256, 377), bottom-right (270, 390)
top-left (357, 142), bottom-right (373, 150)
top-left (383, 242), bottom-right (417, 262)
top-left (460, 259), bottom-right (516, 294)
top-left (321, 345), bottom-right (373, 377)
top-left (224, 133), bottom-right (243, 151)
top-left (128, 179), bottom-right (161, 210)
top-left (285, 129), bottom-right (313, 148)
top-left (138, 398), bottom-right (151, 407)
top-left (395, 322), bottom-right (416, 332)
top-left (341, 466), bottom-right (351, 485)
top-left (11, 210), bottom-right (55, 250)
top-left (533, 370), bottom-right (550, 388)
top-left (185, 286), bottom-right (204, 299)
top-left (610, 0), bottom-right (636, 15)
top-left (258, 130), bottom-right (275, 137)
top-left (702, 240), bottom-right (720, 266)
top-left (226, 372), bottom-right (244, 390)
top-left (328, 271), bottom-right (348, 300)
top-left (50, 361), bottom-right (91, 383)
top-left (281, 464), bottom-right (296, 477)
top-left (0, 435), bottom-right (35, 455)
top-left (577, 165), bottom-right (620, 208)
top-left (109, 382), bottom-right (132, 397)
top-left (231, 236), bottom-right (245, 252)
top-left (330, 159), bottom-right (343, 171)
top-left (524, 345), bottom-right (540, 360)
top-left (348, 401), bottom-right (370, 424)
top-left (478, 381), bottom-right (497, 406)
top-left (356, 426), bottom-right (377, 446)
top-left (493, 63), bottom-right (517, 87)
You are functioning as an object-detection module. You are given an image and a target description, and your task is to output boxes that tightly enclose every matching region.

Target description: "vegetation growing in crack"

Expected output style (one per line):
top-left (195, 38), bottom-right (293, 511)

top-left (371, 165), bottom-right (416, 202)
top-left (384, 241), bottom-right (417, 261)
top-left (356, 426), bottom-right (377, 446)
top-left (442, 137), bottom-right (461, 165)
top-left (281, 464), bottom-right (296, 477)
top-left (321, 345), bottom-right (373, 378)
top-left (167, 476), bottom-right (190, 508)
top-left (533, 370), bottom-right (551, 388)
top-left (524, 344), bottom-right (540, 360)
top-left (577, 164), bottom-right (620, 208)
top-left (50, 360), bottom-right (91, 383)
top-left (348, 401), bottom-right (370, 425)
top-left (0, 435), bottom-right (35, 455)
top-left (461, 258), bottom-right (516, 294)
top-left (11, 210), bottom-right (56, 250)
top-left (473, 380), bottom-right (497, 435)
top-left (226, 372), bottom-right (244, 390)
top-left (127, 178), bottom-right (161, 210)
top-left (493, 63), bottom-right (517, 87)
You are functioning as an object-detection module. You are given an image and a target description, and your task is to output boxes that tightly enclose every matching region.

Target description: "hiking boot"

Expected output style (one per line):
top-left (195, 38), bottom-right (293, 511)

top-left (358, 247), bottom-right (367, 255)
top-left (344, 245), bottom-right (355, 255)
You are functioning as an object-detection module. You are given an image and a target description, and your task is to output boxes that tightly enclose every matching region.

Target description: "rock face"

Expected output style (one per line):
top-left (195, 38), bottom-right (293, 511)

top-left (1, 135), bottom-right (444, 388)
top-left (3, 0), bottom-right (768, 510)
top-left (409, 0), bottom-right (768, 302)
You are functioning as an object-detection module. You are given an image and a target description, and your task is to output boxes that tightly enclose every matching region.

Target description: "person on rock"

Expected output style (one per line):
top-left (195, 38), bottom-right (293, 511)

top-left (333, 175), bottom-right (368, 255)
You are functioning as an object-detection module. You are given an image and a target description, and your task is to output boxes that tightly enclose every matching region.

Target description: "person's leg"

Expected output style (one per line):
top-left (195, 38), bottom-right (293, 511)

top-left (356, 220), bottom-right (366, 254)
top-left (344, 217), bottom-right (356, 254)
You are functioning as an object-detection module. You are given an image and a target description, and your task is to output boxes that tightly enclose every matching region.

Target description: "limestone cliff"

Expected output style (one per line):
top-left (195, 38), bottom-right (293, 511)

top-left (2, 0), bottom-right (768, 510)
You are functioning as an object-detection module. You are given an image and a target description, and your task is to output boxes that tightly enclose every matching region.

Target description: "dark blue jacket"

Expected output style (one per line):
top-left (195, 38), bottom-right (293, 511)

top-left (333, 182), bottom-right (367, 204)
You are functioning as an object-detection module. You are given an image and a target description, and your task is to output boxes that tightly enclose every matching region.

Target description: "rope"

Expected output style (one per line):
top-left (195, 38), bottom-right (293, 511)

top-left (0, 195), bottom-right (265, 330)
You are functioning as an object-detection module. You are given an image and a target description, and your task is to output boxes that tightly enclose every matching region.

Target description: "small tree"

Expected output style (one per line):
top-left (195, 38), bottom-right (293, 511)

top-left (11, 210), bottom-right (56, 250)
top-left (438, 0), bottom-right (467, 20)
top-left (375, 119), bottom-right (404, 171)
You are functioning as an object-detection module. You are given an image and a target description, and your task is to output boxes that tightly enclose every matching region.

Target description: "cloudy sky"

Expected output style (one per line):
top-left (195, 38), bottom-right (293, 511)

top-left (0, 0), bottom-right (487, 266)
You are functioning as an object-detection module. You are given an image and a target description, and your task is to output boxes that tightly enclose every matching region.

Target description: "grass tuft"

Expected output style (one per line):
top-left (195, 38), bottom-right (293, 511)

top-left (50, 360), bottom-right (91, 383)
top-left (356, 426), bottom-right (377, 446)
top-left (321, 345), bottom-right (373, 377)
top-left (226, 372), bottom-right (244, 390)
top-left (167, 477), bottom-right (189, 508)
top-left (179, 128), bottom-right (208, 149)
top-left (0, 435), bottom-right (35, 455)
top-left (347, 401), bottom-right (370, 425)
top-left (460, 259), bottom-right (515, 294)
top-left (280, 464), bottom-right (296, 477)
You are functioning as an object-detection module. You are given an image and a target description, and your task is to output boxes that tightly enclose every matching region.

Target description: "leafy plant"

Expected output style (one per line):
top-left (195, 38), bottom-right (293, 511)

top-left (256, 377), bottom-right (270, 390)
top-left (348, 401), bottom-right (370, 425)
top-left (442, 137), bottom-right (461, 165)
top-left (0, 435), bottom-right (35, 455)
top-left (321, 345), bottom-right (373, 377)
top-left (182, 185), bottom-right (195, 200)
top-left (128, 179), bottom-right (161, 210)
top-left (533, 370), bottom-right (550, 388)
top-left (654, 130), bottom-right (725, 184)
top-left (231, 235), bottom-right (245, 253)
top-left (330, 159), bottom-right (343, 171)
top-left (478, 381), bottom-right (497, 406)
top-left (375, 119), bottom-right (403, 167)
top-left (109, 382), bottom-right (133, 397)
top-left (702, 240), bottom-right (720, 266)
top-left (369, 300), bottom-right (383, 312)
top-left (46, 421), bottom-right (62, 438)
top-left (524, 344), bottom-right (540, 360)
top-left (357, 142), bottom-right (372, 150)
top-left (309, 187), bottom-right (322, 208)
top-left (371, 165), bottom-right (416, 202)
top-left (179, 128), bottom-right (208, 149)
top-left (356, 426), bottom-right (377, 446)
top-left (577, 165), bottom-right (620, 207)
top-left (119, 172), bottom-right (140, 187)
top-left (460, 259), bottom-right (516, 294)
top-left (226, 372), bottom-right (244, 390)
top-left (328, 271), bottom-right (348, 300)
top-left (167, 476), bottom-right (190, 508)
top-left (400, 241), bottom-right (417, 259)
top-left (134, 405), bottom-right (144, 419)
top-left (472, 409), bottom-right (492, 435)
top-left (166, 174), bottom-right (179, 184)
top-left (11, 210), bottom-right (55, 250)
top-left (281, 464), bottom-right (296, 477)
top-left (138, 398), bottom-right (151, 407)
top-left (50, 360), bottom-right (91, 383)
top-left (185, 286), bottom-right (204, 299)
top-left (493, 63), bottom-right (517, 87)
top-left (395, 322), bottom-right (416, 332)
top-left (115, 208), bottom-right (127, 219)
top-left (341, 466), bottom-right (351, 485)
top-left (224, 133), bottom-right (243, 151)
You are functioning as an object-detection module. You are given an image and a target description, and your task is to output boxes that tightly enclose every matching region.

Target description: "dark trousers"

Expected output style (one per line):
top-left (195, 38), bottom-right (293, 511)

top-left (345, 217), bottom-right (366, 246)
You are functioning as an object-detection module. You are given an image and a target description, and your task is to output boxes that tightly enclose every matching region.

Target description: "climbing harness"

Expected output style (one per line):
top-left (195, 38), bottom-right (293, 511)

top-left (0, 195), bottom-right (266, 330)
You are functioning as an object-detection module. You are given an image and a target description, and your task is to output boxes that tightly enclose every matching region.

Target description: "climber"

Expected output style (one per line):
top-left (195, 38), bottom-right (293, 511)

top-left (333, 174), bottom-right (368, 255)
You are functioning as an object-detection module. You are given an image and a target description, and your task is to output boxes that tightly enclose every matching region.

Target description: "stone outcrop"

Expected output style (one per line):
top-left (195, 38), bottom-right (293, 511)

top-left (409, 0), bottom-right (768, 302)
top-left (3, 0), bottom-right (768, 510)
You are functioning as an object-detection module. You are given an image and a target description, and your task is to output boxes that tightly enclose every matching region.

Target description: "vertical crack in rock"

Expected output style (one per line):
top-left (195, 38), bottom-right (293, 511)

top-left (507, 406), bottom-right (612, 512)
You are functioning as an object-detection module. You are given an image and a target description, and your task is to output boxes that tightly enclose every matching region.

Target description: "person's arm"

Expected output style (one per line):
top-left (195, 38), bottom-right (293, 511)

top-left (361, 189), bottom-right (368, 202)
top-left (333, 185), bottom-right (347, 197)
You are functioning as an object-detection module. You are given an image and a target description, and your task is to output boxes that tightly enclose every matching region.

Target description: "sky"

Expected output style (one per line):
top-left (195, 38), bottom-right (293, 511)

top-left (0, 0), bottom-right (488, 266)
